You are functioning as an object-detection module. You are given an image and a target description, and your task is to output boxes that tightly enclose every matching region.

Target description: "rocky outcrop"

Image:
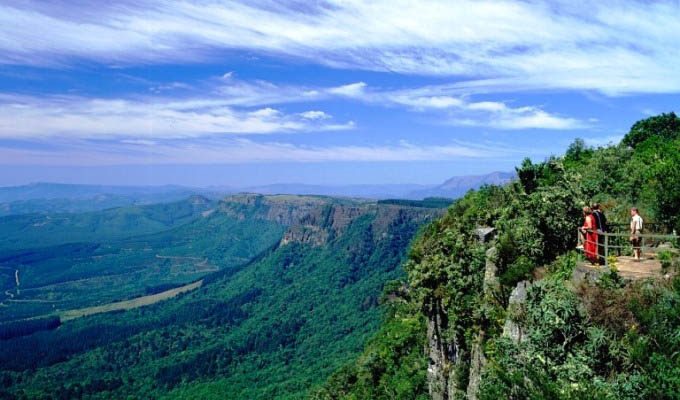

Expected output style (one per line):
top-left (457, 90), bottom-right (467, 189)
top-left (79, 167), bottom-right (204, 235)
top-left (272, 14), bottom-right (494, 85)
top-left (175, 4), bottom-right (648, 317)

top-left (466, 246), bottom-right (498, 400)
top-left (426, 300), bottom-right (461, 400)
top-left (280, 224), bottom-right (328, 246)
top-left (466, 335), bottom-right (487, 400)
top-left (570, 265), bottom-right (603, 285)
top-left (428, 240), bottom-right (504, 400)
top-left (426, 299), bottom-right (469, 400)
top-left (220, 194), bottom-right (443, 247)
top-left (218, 193), bottom-right (334, 225)
top-left (474, 227), bottom-right (496, 243)
top-left (279, 204), bottom-right (371, 246)
top-left (483, 247), bottom-right (499, 294)
top-left (283, 204), bottom-right (441, 246)
top-left (502, 280), bottom-right (532, 345)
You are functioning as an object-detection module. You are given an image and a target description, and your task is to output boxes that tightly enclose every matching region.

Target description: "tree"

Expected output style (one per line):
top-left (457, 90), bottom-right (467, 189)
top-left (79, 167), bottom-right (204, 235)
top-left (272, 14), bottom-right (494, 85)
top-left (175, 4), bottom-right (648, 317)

top-left (621, 112), bottom-right (680, 149)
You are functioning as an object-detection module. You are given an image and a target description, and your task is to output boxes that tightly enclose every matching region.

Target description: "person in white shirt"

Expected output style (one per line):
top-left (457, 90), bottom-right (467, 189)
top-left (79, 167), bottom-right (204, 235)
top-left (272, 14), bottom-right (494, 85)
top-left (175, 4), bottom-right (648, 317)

top-left (630, 207), bottom-right (644, 261)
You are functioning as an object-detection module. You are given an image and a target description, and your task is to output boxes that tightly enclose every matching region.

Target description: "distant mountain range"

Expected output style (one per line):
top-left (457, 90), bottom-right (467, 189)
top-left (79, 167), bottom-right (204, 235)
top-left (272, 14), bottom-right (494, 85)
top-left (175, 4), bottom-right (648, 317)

top-left (0, 182), bottom-right (216, 202)
top-left (0, 172), bottom-right (515, 216)
top-left (229, 171), bottom-right (514, 199)
top-left (238, 171), bottom-right (515, 199)
top-left (236, 183), bottom-right (430, 199)
top-left (0, 183), bottom-right (224, 216)
top-left (406, 171), bottom-right (516, 199)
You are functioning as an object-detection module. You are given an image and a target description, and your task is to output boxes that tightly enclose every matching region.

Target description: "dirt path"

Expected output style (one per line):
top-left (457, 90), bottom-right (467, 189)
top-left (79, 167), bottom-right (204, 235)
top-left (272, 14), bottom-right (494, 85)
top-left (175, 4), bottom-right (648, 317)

top-left (614, 254), bottom-right (664, 279)
top-left (59, 280), bottom-right (203, 321)
top-left (580, 253), bottom-right (666, 280)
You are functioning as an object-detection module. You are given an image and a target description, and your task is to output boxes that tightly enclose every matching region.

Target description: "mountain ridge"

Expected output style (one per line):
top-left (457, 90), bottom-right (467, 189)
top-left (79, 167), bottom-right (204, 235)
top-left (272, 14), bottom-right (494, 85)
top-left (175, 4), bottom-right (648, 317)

top-left (406, 171), bottom-right (515, 199)
top-left (0, 172), bottom-right (515, 215)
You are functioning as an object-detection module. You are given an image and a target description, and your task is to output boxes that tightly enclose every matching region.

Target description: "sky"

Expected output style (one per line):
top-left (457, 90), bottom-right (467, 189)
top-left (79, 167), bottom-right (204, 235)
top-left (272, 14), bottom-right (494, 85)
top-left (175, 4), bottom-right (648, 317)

top-left (0, 0), bottom-right (678, 187)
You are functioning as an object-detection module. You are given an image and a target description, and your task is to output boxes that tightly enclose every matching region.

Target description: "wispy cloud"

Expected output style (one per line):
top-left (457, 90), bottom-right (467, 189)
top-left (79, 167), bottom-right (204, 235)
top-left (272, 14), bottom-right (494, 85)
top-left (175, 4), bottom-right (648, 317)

top-left (299, 111), bottom-right (331, 120)
top-left (331, 83), bottom-right (583, 130)
top-left (0, 73), bottom-right (582, 140)
top-left (213, 77), bottom-right (321, 106)
top-left (328, 82), bottom-right (367, 97)
top-left (1, 1), bottom-right (679, 95)
top-left (0, 94), bottom-right (353, 139)
top-left (448, 102), bottom-right (582, 130)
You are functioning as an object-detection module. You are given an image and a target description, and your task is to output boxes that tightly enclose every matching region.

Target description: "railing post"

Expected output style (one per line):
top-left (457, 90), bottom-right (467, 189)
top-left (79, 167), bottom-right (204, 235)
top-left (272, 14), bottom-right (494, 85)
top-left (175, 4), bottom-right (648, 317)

top-left (604, 233), bottom-right (608, 267)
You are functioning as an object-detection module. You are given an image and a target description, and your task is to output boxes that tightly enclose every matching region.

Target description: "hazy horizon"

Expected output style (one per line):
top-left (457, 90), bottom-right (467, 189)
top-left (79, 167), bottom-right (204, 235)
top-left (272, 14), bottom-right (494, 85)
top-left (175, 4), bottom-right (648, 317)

top-left (0, 162), bottom-right (517, 188)
top-left (0, 166), bottom-right (514, 189)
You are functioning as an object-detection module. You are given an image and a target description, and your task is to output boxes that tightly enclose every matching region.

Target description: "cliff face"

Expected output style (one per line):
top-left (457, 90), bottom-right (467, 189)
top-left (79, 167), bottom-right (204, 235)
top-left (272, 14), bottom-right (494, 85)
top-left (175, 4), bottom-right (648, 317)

top-left (426, 297), bottom-right (461, 400)
top-left (282, 204), bottom-right (443, 246)
top-left (218, 194), bottom-right (444, 247)
top-left (217, 193), bottom-right (336, 225)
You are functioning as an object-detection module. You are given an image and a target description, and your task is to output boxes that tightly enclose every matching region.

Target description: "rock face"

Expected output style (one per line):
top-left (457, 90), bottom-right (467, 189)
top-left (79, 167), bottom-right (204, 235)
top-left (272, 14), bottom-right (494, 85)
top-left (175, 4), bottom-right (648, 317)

top-left (483, 247), bottom-right (499, 294)
top-left (280, 204), bottom-right (441, 246)
top-left (475, 227), bottom-right (496, 243)
top-left (466, 336), bottom-right (487, 400)
top-left (570, 264), bottom-right (603, 285)
top-left (427, 241), bottom-right (504, 400)
top-left (502, 280), bottom-right (532, 345)
top-left (426, 300), bottom-right (461, 400)
top-left (466, 246), bottom-right (498, 400)
top-left (219, 194), bottom-right (443, 247)
top-left (218, 194), bottom-right (334, 225)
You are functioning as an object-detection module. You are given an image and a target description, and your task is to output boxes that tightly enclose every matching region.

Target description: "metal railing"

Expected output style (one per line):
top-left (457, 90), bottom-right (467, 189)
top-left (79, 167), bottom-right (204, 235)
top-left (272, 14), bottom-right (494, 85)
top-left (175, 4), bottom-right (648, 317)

top-left (576, 228), bottom-right (677, 267)
top-left (605, 222), bottom-right (666, 234)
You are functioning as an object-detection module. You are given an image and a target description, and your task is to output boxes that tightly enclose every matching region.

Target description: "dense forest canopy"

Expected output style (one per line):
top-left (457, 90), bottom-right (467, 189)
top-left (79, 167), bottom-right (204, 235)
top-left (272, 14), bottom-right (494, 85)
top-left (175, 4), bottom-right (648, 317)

top-left (315, 112), bottom-right (680, 399)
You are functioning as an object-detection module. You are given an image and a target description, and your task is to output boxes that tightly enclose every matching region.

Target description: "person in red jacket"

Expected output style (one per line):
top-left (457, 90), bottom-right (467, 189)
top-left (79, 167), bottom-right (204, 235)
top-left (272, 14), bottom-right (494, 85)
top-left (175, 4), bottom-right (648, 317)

top-left (580, 206), bottom-right (599, 264)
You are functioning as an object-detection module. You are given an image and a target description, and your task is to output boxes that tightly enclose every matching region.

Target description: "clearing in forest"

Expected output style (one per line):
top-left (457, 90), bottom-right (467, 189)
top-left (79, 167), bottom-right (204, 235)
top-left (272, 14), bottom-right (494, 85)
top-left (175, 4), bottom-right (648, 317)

top-left (59, 280), bottom-right (202, 321)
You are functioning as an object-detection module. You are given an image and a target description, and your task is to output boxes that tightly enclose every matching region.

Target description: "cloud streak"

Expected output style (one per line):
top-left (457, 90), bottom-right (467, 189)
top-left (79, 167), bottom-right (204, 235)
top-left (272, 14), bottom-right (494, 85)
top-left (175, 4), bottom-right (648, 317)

top-left (329, 83), bottom-right (583, 130)
top-left (0, 73), bottom-right (582, 141)
top-left (1, 1), bottom-right (679, 95)
top-left (0, 94), bottom-right (353, 139)
top-left (0, 137), bottom-right (528, 166)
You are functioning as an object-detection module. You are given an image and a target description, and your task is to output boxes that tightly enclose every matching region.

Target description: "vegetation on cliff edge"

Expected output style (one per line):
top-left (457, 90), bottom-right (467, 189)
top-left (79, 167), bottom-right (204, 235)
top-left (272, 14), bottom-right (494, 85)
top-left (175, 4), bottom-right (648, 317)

top-left (316, 112), bottom-right (680, 399)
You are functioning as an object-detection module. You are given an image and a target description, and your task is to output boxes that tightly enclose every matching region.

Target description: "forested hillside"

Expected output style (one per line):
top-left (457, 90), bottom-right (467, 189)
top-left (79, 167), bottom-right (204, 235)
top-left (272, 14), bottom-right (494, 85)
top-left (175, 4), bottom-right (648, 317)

top-left (0, 196), bottom-right (286, 323)
top-left (0, 195), bottom-right (443, 399)
top-left (315, 113), bottom-right (680, 399)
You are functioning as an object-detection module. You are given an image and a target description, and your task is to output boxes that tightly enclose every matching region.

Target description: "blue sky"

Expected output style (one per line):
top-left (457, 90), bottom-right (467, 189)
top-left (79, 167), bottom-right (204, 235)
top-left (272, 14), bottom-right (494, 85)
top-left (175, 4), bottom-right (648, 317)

top-left (0, 0), bottom-right (678, 187)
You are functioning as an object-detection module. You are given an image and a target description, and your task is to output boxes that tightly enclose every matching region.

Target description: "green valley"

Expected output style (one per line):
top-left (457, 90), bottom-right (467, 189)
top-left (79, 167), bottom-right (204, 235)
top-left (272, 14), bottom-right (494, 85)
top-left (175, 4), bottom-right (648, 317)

top-left (0, 193), bottom-right (443, 399)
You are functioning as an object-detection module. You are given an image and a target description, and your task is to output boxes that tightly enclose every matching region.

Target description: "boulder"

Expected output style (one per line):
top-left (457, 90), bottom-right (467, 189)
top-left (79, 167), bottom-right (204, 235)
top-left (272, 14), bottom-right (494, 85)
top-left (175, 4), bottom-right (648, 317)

top-left (474, 227), bottom-right (496, 243)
